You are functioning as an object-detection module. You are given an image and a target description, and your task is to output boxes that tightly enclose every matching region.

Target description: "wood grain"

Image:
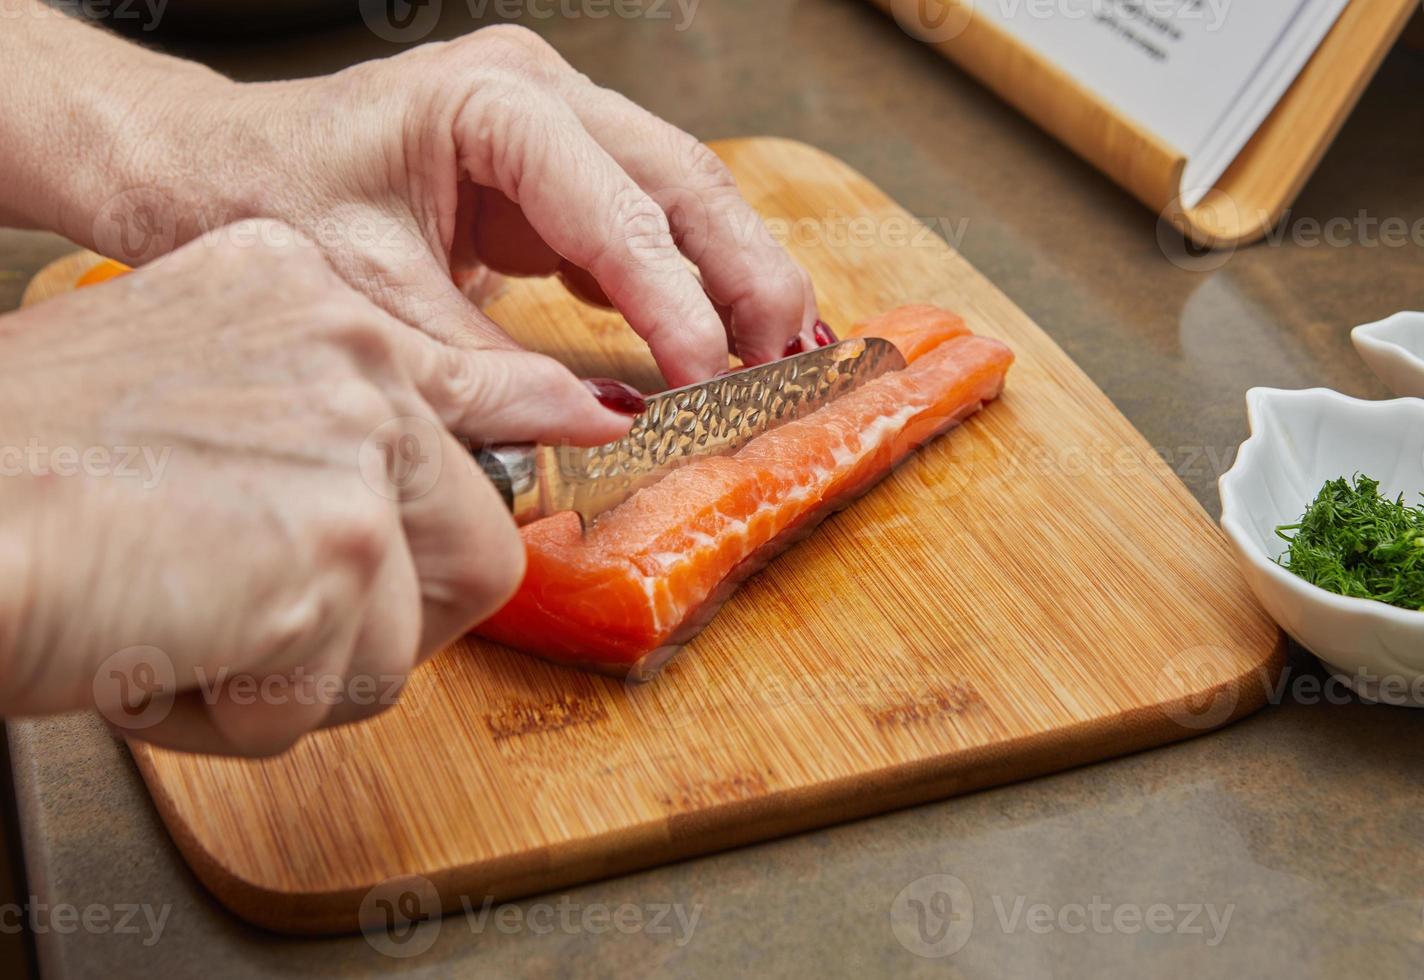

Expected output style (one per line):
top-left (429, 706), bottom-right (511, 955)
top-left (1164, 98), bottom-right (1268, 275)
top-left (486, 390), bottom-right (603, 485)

top-left (25, 138), bottom-right (1284, 935)
top-left (866, 0), bottom-right (1418, 248)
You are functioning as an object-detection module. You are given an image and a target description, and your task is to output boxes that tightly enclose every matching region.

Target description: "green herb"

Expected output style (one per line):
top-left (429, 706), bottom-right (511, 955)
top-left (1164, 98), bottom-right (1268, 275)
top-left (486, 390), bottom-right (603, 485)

top-left (1275, 474), bottom-right (1424, 611)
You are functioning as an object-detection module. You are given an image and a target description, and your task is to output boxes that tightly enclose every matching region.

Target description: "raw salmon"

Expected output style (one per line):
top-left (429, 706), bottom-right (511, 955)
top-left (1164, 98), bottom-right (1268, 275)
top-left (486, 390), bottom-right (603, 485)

top-left (477, 306), bottom-right (1014, 678)
top-left (845, 304), bottom-right (969, 360)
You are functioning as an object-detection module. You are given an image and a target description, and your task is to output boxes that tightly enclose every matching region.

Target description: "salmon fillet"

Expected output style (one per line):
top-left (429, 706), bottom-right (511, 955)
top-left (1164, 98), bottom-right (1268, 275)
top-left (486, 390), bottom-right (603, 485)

top-left (477, 306), bottom-right (1014, 678)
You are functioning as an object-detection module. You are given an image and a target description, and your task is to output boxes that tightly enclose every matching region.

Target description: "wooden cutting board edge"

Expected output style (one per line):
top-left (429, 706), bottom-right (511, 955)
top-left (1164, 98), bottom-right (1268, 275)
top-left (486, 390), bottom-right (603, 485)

top-left (138, 681), bottom-right (1272, 936)
top-left (21, 136), bottom-right (1286, 935)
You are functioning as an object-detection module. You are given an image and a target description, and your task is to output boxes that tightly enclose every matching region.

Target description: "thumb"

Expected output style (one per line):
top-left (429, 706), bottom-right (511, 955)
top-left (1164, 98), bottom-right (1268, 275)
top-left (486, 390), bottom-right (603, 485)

top-left (389, 328), bottom-right (637, 446)
top-left (342, 232), bottom-right (638, 445)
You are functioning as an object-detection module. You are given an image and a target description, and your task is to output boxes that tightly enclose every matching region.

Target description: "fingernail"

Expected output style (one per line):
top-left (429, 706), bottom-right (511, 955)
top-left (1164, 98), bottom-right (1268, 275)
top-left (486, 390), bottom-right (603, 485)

top-left (783, 336), bottom-right (805, 357)
top-left (583, 378), bottom-right (647, 415)
top-left (813, 320), bottom-right (837, 346)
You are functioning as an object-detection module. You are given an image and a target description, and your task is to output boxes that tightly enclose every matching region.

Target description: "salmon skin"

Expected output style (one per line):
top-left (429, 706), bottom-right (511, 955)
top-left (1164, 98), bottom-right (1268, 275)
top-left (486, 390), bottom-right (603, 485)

top-left (477, 306), bottom-right (1014, 679)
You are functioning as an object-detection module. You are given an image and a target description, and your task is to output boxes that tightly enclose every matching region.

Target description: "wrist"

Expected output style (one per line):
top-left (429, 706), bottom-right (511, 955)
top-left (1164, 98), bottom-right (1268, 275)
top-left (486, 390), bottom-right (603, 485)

top-left (0, 4), bottom-right (237, 259)
top-left (55, 65), bottom-right (241, 265)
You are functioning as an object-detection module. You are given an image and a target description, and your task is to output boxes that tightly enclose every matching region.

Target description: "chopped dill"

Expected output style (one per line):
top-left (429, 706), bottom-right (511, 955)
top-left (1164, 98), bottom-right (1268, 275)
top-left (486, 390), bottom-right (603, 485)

top-left (1275, 475), bottom-right (1424, 612)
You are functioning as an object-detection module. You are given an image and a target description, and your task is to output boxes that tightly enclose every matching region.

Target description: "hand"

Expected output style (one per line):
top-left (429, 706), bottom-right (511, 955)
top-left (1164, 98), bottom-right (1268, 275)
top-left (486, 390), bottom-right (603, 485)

top-left (0, 223), bottom-right (633, 756)
top-left (40, 24), bottom-right (822, 387)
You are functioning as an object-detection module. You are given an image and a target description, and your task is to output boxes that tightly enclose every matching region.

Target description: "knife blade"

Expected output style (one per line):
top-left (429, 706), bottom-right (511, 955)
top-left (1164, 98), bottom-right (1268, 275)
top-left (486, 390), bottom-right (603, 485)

top-left (476, 337), bottom-right (907, 527)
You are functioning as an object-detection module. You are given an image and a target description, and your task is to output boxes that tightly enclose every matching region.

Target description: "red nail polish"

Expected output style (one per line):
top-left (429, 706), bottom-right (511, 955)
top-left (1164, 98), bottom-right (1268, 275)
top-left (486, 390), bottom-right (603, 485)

top-left (583, 378), bottom-right (646, 416)
top-left (813, 320), bottom-right (837, 347)
top-left (783, 336), bottom-right (805, 357)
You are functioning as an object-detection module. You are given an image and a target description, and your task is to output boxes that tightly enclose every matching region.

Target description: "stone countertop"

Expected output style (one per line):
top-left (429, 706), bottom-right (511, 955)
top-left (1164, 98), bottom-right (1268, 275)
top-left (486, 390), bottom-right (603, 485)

top-left (4, 2), bottom-right (1423, 976)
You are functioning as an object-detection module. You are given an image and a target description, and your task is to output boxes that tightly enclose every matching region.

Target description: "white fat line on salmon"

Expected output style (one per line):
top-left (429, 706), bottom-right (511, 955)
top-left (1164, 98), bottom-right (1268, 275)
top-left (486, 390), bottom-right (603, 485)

top-left (632, 399), bottom-right (927, 630)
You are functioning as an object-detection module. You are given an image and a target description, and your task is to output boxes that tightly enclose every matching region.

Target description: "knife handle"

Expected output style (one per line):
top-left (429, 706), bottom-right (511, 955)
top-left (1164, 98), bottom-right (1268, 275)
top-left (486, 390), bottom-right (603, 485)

top-left (473, 444), bottom-right (545, 526)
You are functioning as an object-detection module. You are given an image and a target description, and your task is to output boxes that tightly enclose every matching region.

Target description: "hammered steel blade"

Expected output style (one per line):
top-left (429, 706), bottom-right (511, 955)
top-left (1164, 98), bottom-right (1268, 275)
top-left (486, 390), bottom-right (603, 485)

top-left (545, 337), bottom-right (907, 524)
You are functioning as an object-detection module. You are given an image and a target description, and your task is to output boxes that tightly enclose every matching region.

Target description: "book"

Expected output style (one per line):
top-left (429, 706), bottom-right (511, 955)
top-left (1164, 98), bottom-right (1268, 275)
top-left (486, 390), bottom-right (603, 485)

top-left (872, 0), bottom-right (1416, 245)
top-left (972, 0), bottom-right (1350, 206)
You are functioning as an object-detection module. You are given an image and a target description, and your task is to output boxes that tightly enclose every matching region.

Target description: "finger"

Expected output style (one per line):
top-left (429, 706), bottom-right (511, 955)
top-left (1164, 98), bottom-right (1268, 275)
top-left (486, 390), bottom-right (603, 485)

top-left (354, 397), bottom-right (528, 659)
top-left (392, 419), bottom-right (528, 657)
top-left (112, 590), bottom-right (371, 756)
top-left (321, 539), bottom-right (422, 729)
top-left (453, 78), bottom-right (729, 385)
top-left (558, 84), bottom-right (819, 363)
top-left (353, 409), bottom-right (512, 661)
top-left (377, 316), bottom-right (637, 446)
top-left (116, 691), bottom-right (325, 758)
top-left (198, 593), bottom-right (370, 754)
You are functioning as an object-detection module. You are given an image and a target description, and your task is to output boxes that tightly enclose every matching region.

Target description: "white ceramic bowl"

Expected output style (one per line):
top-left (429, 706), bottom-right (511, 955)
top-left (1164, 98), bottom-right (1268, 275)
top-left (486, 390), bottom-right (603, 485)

top-left (1352, 312), bottom-right (1424, 397)
top-left (1218, 387), bottom-right (1424, 706)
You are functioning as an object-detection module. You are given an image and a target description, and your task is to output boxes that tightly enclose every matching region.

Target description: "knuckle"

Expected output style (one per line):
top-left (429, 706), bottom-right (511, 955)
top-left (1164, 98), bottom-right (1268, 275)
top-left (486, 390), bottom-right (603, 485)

top-left (763, 259), bottom-right (809, 305)
top-left (613, 189), bottom-right (671, 234)
top-left (464, 68), bottom-right (544, 131)
top-left (454, 349), bottom-right (601, 432)
top-left (457, 351), bottom-right (517, 419)
top-left (320, 497), bottom-right (394, 583)
top-left (428, 347), bottom-right (482, 416)
top-left (461, 65), bottom-right (525, 101)
top-left (253, 595), bottom-right (328, 665)
top-left (679, 139), bottom-right (738, 194)
top-left (455, 71), bottom-right (569, 185)
top-left (603, 189), bottom-right (676, 268)
top-left (755, 271), bottom-right (808, 328)
top-left (314, 306), bottom-right (400, 367)
top-left (746, 241), bottom-right (809, 300)
top-left (475, 24), bottom-right (563, 73)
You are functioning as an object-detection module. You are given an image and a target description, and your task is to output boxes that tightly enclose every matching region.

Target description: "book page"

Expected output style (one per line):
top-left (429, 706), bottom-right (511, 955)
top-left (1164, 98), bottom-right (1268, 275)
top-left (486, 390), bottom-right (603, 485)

top-left (969, 0), bottom-right (1349, 203)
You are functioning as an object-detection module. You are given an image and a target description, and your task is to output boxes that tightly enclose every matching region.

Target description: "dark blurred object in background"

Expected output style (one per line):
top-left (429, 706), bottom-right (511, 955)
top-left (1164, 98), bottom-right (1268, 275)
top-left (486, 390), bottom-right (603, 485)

top-left (59, 0), bottom-right (360, 39)
top-left (1, 728), bottom-right (36, 979)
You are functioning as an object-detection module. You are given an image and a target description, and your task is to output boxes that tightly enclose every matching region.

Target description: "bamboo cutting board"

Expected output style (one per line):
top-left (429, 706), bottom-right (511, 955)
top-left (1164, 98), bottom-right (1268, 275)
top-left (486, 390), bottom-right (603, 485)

top-left (24, 138), bottom-right (1283, 935)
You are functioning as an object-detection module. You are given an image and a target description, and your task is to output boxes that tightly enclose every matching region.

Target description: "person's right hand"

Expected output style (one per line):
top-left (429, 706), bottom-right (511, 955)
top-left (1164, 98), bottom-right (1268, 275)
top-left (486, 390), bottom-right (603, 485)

top-left (0, 222), bottom-right (633, 756)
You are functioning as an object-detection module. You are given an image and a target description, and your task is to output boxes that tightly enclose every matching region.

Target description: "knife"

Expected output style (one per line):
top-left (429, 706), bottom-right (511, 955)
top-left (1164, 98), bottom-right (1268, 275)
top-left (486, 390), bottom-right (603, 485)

top-left (475, 337), bottom-right (907, 527)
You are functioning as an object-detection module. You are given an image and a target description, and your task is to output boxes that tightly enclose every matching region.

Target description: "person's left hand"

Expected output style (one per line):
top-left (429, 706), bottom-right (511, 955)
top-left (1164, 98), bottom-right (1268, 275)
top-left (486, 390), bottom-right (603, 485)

top-left (93, 26), bottom-right (821, 387)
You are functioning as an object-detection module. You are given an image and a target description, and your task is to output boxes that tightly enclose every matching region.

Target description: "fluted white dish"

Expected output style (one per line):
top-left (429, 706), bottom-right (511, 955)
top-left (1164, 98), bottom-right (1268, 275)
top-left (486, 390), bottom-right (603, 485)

top-left (1218, 387), bottom-right (1424, 706)
top-left (1352, 312), bottom-right (1424, 397)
